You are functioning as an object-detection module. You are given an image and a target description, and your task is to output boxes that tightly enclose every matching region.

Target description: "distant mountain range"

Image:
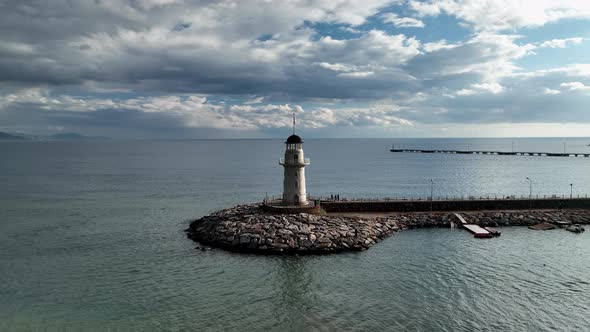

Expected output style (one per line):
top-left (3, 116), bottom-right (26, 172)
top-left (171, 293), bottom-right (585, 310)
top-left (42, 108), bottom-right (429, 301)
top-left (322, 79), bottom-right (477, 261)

top-left (0, 132), bottom-right (27, 140)
top-left (0, 132), bottom-right (109, 141)
top-left (48, 133), bottom-right (109, 140)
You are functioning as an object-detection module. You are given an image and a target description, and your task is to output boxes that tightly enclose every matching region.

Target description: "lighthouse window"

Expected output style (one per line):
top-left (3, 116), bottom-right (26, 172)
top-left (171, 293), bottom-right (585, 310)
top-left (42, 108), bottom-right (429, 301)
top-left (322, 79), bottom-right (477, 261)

top-left (295, 181), bottom-right (298, 187)
top-left (293, 154), bottom-right (298, 160)
top-left (295, 172), bottom-right (298, 177)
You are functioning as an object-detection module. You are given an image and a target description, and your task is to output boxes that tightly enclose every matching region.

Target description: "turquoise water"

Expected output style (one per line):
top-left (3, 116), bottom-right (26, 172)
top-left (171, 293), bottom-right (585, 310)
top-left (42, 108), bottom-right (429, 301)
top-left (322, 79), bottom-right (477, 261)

top-left (1, 138), bottom-right (590, 331)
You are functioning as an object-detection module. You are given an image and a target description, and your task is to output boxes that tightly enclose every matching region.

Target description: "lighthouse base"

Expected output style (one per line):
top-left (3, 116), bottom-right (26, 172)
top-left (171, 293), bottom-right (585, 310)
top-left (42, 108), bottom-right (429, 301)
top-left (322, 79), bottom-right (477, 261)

top-left (262, 199), bottom-right (321, 214)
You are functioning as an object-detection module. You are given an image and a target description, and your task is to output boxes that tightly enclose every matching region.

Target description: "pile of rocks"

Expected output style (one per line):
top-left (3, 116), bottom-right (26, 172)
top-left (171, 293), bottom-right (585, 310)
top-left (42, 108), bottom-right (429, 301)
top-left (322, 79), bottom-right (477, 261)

top-left (186, 204), bottom-right (404, 254)
top-left (185, 205), bottom-right (590, 254)
top-left (455, 210), bottom-right (590, 227)
top-left (186, 204), bottom-right (459, 254)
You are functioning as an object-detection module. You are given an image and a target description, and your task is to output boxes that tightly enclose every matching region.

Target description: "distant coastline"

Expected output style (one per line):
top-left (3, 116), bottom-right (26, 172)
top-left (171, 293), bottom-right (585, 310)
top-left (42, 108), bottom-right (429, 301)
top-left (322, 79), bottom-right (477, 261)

top-left (0, 131), bottom-right (109, 141)
top-left (0, 132), bottom-right (27, 140)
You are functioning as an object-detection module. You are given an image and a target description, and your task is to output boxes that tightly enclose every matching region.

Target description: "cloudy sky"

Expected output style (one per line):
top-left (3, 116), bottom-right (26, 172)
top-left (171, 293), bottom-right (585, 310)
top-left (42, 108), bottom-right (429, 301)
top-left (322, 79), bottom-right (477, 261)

top-left (1, 0), bottom-right (590, 138)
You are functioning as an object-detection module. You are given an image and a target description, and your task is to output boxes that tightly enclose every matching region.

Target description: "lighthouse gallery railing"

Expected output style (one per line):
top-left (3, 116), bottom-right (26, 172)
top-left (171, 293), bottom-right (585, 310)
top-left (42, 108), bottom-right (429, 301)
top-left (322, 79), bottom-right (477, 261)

top-left (279, 158), bottom-right (310, 165)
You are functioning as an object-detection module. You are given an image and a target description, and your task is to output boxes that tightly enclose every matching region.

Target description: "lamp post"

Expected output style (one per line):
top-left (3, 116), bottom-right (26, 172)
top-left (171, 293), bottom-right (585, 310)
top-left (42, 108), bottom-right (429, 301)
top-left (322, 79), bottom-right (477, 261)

top-left (570, 183), bottom-right (573, 199)
top-left (430, 179), bottom-right (434, 212)
top-left (526, 177), bottom-right (532, 209)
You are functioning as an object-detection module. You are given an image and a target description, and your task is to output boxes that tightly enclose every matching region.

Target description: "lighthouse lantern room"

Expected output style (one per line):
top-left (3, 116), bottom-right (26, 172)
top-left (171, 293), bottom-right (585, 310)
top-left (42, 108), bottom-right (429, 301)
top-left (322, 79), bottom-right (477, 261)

top-left (279, 114), bottom-right (310, 206)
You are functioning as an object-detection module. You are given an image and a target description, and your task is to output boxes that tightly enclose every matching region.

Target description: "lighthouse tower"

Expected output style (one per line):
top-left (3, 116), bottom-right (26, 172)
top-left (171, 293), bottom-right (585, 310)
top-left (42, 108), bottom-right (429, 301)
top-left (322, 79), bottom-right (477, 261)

top-left (279, 114), bottom-right (310, 206)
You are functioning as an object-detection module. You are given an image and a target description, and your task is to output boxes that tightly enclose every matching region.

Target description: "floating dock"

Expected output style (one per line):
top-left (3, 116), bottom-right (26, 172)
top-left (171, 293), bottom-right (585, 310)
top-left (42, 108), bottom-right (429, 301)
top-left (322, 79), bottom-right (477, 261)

top-left (390, 148), bottom-right (590, 158)
top-left (462, 224), bottom-right (493, 238)
top-left (454, 213), bottom-right (493, 238)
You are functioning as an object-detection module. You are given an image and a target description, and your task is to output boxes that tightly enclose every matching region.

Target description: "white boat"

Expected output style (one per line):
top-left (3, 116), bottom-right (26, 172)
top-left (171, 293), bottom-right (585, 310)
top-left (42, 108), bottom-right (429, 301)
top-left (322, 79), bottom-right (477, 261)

top-left (565, 224), bottom-right (585, 233)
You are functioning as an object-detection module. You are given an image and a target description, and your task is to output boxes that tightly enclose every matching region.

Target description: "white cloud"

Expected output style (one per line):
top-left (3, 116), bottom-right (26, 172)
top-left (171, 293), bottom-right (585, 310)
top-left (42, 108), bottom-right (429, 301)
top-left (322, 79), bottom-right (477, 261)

top-left (0, 87), bottom-right (418, 131)
top-left (0, 41), bottom-right (36, 56)
top-left (0, 88), bottom-right (238, 128)
top-left (449, 81), bottom-right (504, 97)
top-left (340, 26), bottom-right (362, 33)
top-left (471, 82), bottom-right (504, 94)
top-left (514, 64), bottom-right (590, 79)
top-left (316, 62), bottom-right (375, 78)
top-left (560, 81), bottom-right (590, 92)
top-left (456, 89), bottom-right (475, 96)
top-left (539, 37), bottom-right (584, 48)
top-left (543, 88), bottom-right (561, 95)
top-left (381, 13), bottom-right (425, 28)
top-left (317, 62), bottom-right (356, 72)
top-left (409, 0), bottom-right (590, 31)
top-left (314, 30), bottom-right (422, 67)
top-left (423, 40), bottom-right (460, 52)
top-left (319, 104), bottom-right (413, 127)
top-left (408, 1), bottom-right (444, 16)
top-left (410, 33), bottom-right (536, 82)
top-left (230, 103), bottom-right (295, 113)
top-left (244, 96), bottom-right (265, 104)
top-left (337, 71), bottom-right (375, 78)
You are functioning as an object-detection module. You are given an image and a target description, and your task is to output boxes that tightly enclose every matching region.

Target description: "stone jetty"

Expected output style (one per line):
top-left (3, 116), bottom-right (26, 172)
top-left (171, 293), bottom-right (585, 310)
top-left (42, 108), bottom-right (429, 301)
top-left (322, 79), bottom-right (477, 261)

top-left (185, 204), bottom-right (590, 254)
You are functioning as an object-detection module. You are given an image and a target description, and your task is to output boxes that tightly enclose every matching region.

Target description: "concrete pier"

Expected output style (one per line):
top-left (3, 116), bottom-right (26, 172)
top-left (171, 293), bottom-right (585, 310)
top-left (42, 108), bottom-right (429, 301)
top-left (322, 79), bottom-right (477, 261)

top-left (390, 148), bottom-right (590, 158)
top-left (321, 197), bottom-right (590, 213)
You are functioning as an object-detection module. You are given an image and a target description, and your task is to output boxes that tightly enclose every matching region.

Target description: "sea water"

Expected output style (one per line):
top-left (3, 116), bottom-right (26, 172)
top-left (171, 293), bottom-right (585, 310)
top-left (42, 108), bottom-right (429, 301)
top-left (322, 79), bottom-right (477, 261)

top-left (1, 138), bottom-right (589, 331)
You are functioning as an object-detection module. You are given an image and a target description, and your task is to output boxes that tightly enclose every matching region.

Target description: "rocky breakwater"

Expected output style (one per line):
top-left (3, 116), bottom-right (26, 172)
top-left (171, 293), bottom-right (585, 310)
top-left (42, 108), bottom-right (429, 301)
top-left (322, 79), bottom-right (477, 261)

top-left (454, 210), bottom-right (590, 227)
top-left (186, 204), bottom-right (411, 254)
top-left (186, 205), bottom-right (590, 255)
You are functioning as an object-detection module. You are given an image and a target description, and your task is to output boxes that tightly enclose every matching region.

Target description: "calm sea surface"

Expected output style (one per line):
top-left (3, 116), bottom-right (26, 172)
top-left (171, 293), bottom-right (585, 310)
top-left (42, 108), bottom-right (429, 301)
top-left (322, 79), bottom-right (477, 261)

top-left (1, 138), bottom-right (590, 331)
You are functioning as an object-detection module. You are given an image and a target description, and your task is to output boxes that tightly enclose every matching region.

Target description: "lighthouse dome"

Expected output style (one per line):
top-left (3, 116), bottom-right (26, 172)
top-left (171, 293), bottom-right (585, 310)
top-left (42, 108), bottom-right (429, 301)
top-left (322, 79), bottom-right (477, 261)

top-left (286, 135), bottom-right (303, 144)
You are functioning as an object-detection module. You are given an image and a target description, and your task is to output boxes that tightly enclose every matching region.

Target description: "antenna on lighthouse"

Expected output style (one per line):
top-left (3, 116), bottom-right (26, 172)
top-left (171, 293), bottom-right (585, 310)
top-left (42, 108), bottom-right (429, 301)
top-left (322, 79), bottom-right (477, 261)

top-left (292, 112), bottom-right (296, 135)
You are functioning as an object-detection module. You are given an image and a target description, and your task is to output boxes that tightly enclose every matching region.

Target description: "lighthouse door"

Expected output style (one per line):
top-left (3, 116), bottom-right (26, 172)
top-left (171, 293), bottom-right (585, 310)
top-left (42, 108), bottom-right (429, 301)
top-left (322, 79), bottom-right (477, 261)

top-left (294, 195), bottom-right (299, 204)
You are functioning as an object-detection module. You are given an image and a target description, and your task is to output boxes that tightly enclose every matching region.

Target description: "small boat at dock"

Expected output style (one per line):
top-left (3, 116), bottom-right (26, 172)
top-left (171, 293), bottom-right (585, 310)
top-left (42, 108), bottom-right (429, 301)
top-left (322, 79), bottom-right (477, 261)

top-left (554, 220), bottom-right (571, 227)
top-left (484, 227), bottom-right (501, 236)
top-left (528, 223), bottom-right (556, 231)
top-left (565, 224), bottom-right (585, 233)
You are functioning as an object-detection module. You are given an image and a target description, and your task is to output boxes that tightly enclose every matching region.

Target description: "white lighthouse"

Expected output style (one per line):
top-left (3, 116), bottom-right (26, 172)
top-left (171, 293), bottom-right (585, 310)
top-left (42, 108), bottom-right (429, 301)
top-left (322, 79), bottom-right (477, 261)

top-left (279, 114), bottom-right (310, 206)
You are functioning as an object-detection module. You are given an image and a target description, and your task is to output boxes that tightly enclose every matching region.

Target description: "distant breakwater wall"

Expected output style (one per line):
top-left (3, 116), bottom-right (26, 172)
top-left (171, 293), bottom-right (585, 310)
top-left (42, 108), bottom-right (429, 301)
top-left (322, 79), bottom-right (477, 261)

top-left (321, 198), bottom-right (590, 213)
top-left (186, 204), bottom-right (590, 255)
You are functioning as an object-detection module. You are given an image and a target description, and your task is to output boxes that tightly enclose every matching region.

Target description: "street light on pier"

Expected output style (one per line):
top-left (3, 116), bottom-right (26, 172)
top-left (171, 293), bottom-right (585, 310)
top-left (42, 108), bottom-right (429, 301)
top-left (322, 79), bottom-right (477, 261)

top-left (570, 183), bottom-right (573, 199)
top-left (526, 177), bottom-right (532, 209)
top-left (430, 179), bottom-right (434, 212)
